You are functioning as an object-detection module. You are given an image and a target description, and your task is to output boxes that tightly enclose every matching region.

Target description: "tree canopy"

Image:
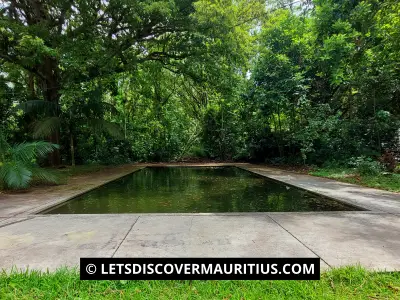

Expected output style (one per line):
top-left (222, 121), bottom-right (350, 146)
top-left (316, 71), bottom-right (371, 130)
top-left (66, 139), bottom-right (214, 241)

top-left (1, 0), bottom-right (400, 188)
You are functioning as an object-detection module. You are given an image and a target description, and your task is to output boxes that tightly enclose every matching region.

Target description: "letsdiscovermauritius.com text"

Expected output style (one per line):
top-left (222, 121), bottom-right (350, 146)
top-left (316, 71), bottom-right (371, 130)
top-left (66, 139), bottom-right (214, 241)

top-left (101, 263), bottom-right (315, 275)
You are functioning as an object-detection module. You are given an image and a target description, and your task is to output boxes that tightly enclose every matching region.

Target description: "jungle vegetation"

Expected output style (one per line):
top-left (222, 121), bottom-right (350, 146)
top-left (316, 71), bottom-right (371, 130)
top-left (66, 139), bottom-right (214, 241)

top-left (1, 0), bottom-right (400, 188)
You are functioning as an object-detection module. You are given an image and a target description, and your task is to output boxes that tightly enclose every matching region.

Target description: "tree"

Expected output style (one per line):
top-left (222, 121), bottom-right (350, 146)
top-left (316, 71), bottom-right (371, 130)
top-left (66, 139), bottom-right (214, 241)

top-left (22, 86), bottom-right (123, 166)
top-left (0, 0), bottom-right (264, 165)
top-left (246, 0), bottom-right (399, 164)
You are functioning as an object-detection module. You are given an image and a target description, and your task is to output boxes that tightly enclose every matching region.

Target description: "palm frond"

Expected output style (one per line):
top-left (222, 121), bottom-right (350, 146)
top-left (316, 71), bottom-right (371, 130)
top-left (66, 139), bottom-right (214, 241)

top-left (100, 102), bottom-right (119, 116)
top-left (16, 100), bottom-right (58, 115)
top-left (30, 166), bottom-right (60, 184)
top-left (12, 141), bottom-right (59, 164)
top-left (32, 117), bottom-right (62, 138)
top-left (101, 122), bottom-right (124, 139)
top-left (88, 119), bottom-right (124, 139)
top-left (0, 131), bottom-right (11, 157)
top-left (0, 162), bottom-right (32, 189)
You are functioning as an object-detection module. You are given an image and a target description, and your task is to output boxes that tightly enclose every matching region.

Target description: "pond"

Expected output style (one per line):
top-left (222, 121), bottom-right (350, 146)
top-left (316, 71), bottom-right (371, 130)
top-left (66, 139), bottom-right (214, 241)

top-left (42, 167), bottom-right (362, 214)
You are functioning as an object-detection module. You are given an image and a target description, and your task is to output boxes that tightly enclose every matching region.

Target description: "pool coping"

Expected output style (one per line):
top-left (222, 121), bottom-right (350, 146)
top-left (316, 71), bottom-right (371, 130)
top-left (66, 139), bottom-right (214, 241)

top-left (240, 165), bottom-right (400, 215)
top-left (26, 167), bottom-right (147, 216)
top-left (39, 165), bottom-right (366, 214)
top-left (32, 164), bottom-right (246, 215)
top-left (1, 164), bottom-right (400, 272)
top-left (236, 166), bottom-right (368, 212)
top-left (1, 163), bottom-right (399, 218)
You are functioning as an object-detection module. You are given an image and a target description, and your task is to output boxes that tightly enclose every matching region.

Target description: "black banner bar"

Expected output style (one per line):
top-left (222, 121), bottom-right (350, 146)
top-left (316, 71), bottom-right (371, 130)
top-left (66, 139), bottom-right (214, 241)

top-left (80, 258), bottom-right (320, 280)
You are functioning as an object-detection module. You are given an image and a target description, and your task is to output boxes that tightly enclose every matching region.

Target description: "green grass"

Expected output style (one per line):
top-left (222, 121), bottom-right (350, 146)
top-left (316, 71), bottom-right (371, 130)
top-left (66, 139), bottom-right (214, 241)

top-left (0, 266), bottom-right (399, 299)
top-left (309, 167), bottom-right (400, 192)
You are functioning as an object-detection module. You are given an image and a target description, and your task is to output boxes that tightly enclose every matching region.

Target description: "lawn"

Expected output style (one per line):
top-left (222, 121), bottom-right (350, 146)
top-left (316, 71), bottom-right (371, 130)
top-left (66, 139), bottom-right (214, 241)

top-left (309, 168), bottom-right (400, 193)
top-left (0, 266), bottom-right (399, 299)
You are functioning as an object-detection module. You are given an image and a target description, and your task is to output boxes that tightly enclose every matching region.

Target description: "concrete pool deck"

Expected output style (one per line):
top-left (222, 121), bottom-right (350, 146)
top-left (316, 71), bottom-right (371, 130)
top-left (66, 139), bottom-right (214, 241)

top-left (0, 163), bottom-right (399, 272)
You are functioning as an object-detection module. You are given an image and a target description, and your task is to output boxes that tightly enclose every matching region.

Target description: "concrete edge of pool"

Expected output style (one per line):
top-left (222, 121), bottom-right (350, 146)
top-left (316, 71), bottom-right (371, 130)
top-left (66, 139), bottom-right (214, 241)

top-left (24, 166), bottom-right (147, 216)
top-left (38, 165), bottom-right (366, 214)
top-left (241, 165), bottom-right (400, 214)
top-left (236, 166), bottom-right (368, 212)
top-left (32, 163), bottom-right (400, 216)
top-left (1, 163), bottom-right (399, 218)
top-left (0, 163), bottom-right (400, 272)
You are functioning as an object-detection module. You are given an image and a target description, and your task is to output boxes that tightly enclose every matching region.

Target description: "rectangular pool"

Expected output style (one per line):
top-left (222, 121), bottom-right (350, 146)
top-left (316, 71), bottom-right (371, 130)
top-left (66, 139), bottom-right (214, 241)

top-left (42, 167), bottom-right (362, 214)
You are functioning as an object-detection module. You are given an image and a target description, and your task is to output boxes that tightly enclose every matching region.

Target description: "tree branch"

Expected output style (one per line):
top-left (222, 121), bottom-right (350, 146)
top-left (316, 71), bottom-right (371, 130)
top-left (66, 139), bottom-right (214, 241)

top-left (0, 53), bottom-right (47, 81)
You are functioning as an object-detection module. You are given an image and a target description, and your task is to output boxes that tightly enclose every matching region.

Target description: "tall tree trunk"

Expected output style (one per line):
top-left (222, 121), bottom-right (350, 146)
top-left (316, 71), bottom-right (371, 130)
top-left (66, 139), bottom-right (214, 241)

top-left (220, 106), bottom-right (225, 160)
top-left (373, 89), bottom-right (381, 152)
top-left (277, 102), bottom-right (283, 158)
top-left (5, 0), bottom-right (62, 166)
top-left (124, 113), bottom-right (127, 139)
top-left (70, 134), bottom-right (75, 167)
top-left (27, 73), bottom-right (36, 99)
top-left (41, 57), bottom-right (62, 166)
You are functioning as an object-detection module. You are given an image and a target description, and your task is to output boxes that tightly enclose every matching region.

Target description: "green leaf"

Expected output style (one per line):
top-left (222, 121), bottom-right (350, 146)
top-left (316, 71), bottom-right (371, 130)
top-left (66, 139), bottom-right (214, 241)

top-left (12, 141), bottom-right (59, 164)
top-left (0, 162), bottom-right (32, 189)
top-left (32, 117), bottom-right (62, 138)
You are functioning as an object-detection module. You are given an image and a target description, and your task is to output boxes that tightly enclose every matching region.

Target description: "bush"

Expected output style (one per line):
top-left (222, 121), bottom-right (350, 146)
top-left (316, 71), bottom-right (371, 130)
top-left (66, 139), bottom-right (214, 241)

top-left (347, 156), bottom-right (384, 176)
top-left (189, 145), bottom-right (207, 158)
top-left (394, 164), bottom-right (400, 174)
top-left (88, 139), bottom-right (132, 165)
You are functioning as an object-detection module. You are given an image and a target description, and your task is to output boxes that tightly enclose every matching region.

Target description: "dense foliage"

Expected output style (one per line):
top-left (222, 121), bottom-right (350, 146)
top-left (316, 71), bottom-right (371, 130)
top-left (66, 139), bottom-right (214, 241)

top-left (1, 0), bottom-right (399, 188)
top-left (250, 0), bottom-right (400, 166)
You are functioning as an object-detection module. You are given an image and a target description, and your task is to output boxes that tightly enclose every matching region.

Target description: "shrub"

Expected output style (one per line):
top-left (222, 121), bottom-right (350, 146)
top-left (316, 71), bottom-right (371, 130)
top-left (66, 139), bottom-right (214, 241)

top-left (189, 146), bottom-right (207, 158)
top-left (348, 156), bottom-right (384, 176)
top-left (89, 139), bottom-right (132, 165)
top-left (394, 164), bottom-right (400, 174)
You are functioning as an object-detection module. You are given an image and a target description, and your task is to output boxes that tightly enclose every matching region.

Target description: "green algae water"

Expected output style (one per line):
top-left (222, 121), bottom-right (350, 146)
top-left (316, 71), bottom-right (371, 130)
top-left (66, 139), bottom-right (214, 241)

top-left (43, 167), bottom-right (361, 214)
